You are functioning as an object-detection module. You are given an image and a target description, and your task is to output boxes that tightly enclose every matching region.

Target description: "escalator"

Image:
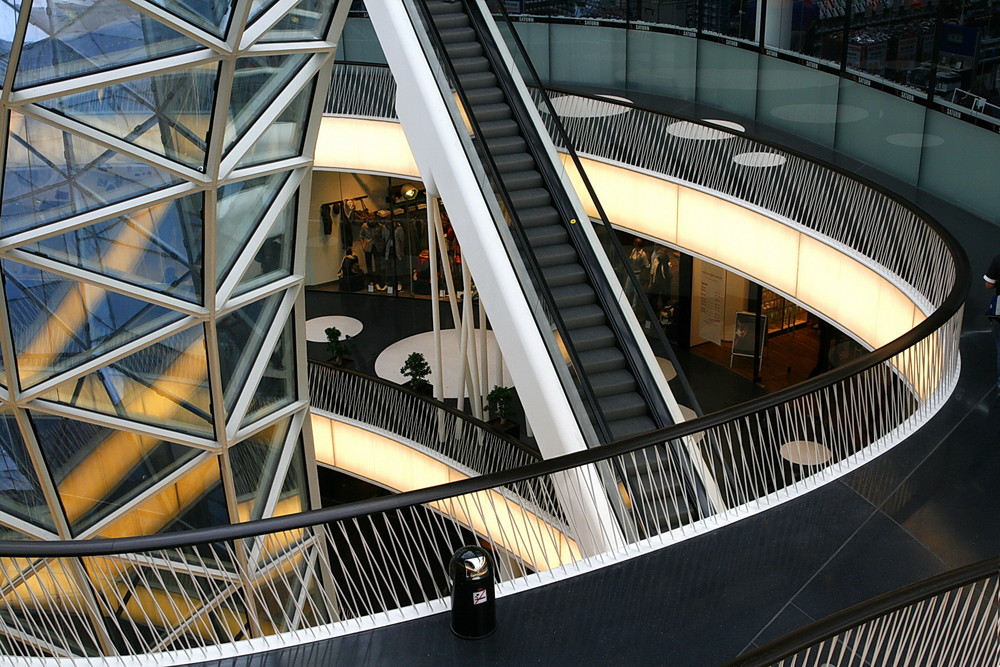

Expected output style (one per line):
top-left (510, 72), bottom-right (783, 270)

top-left (426, 0), bottom-right (664, 442)
top-left (371, 0), bottom-right (710, 532)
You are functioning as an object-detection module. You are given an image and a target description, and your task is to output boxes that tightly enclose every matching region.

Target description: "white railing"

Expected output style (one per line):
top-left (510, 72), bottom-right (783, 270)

top-left (727, 558), bottom-right (999, 666)
top-left (0, 64), bottom-right (969, 665)
top-left (308, 361), bottom-right (541, 478)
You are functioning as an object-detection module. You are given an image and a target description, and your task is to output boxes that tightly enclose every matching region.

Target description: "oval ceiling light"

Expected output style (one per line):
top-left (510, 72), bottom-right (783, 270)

top-left (546, 94), bottom-right (632, 118)
top-left (666, 120), bottom-right (740, 140)
top-left (733, 151), bottom-right (787, 168)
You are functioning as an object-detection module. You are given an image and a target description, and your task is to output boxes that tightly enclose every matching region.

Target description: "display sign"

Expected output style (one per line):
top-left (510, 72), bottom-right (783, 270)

top-left (731, 311), bottom-right (767, 362)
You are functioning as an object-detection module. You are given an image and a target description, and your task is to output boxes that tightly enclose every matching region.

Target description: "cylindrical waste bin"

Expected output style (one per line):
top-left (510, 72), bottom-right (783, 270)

top-left (448, 545), bottom-right (496, 639)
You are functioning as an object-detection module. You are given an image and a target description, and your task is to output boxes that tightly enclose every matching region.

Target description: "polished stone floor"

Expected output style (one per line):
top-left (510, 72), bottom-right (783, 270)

top-left (196, 100), bottom-right (1000, 666)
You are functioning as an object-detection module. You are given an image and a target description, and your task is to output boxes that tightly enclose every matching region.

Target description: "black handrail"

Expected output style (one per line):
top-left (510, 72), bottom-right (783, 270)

top-left (308, 360), bottom-right (541, 460)
top-left (0, 59), bottom-right (969, 560)
top-left (723, 557), bottom-right (1000, 667)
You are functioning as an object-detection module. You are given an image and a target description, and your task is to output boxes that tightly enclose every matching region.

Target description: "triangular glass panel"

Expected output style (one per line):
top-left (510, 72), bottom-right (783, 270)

top-left (0, 1), bottom-right (20, 86)
top-left (233, 193), bottom-right (296, 298)
top-left (223, 53), bottom-right (310, 153)
top-left (216, 171), bottom-right (289, 283)
top-left (217, 292), bottom-right (283, 415)
top-left (37, 64), bottom-right (220, 170)
top-left (2, 112), bottom-right (183, 237)
top-left (94, 455), bottom-right (235, 570)
top-left (234, 78), bottom-right (314, 169)
top-left (241, 314), bottom-right (295, 428)
top-left (228, 416), bottom-right (291, 522)
top-left (29, 411), bottom-right (199, 536)
top-left (13, 0), bottom-right (202, 89)
top-left (20, 192), bottom-right (205, 305)
top-left (144, 0), bottom-right (234, 39)
top-left (249, 0), bottom-right (279, 24)
top-left (3, 259), bottom-right (186, 389)
top-left (255, 438), bottom-right (308, 565)
top-left (0, 407), bottom-right (55, 536)
top-left (258, 0), bottom-right (337, 43)
top-left (37, 324), bottom-right (215, 437)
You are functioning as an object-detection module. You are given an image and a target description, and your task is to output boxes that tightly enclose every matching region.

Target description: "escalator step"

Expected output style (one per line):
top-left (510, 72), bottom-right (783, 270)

top-left (551, 283), bottom-right (596, 309)
top-left (601, 394), bottom-right (648, 423)
top-left (431, 11), bottom-right (469, 30)
top-left (607, 415), bottom-right (657, 440)
top-left (472, 103), bottom-right (512, 123)
top-left (589, 369), bottom-right (636, 397)
top-left (562, 304), bottom-right (606, 330)
top-left (534, 243), bottom-right (578, 268)
top-left (517, 205), bottom-right (561, 227)
top-left (444, 41), bottom-right (483, 59)
top-left (460, 70), bottom-right (497, 89)
top-left (493, 151), bottom-right (534, 172)
top-left (428, 0), bottom-right (464, 13)
top-left (464, 86), bottom-right (505, 106)
top-left (525, 224), bottom-right (568, 248)
top-left (438, 27), bottom-right (476, 44)
top-left (541, 263), bottom-right (587, 288)
top-left (579, 347), bottom-right (626, 375)
top-left (486, 134), bottom-right (527, 155)
top-left (503, 169), bottom-right (544, 191)
top-left (568, 324), bottom-right (615, 351)
top-left (452, 56), bottom-right (490, 74)
top-left (478, 118), bottom-right (520, 138)
top-left (507, 188), bottom-right (551, 209)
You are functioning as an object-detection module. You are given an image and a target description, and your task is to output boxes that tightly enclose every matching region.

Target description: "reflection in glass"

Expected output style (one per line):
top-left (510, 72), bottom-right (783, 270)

top-left (216, 172), bottom-right (290, 282)
top-left (21, 193), bottom-right (206, 304)
top-left (0, 1), bottom-right (20, 84)
top-left (38, 64), bottom-right (220, 170)
top-left (144, 0), bottom-right (234, 38)
top-left (217, 292), bottom-right (283, 414)
top-left (38, 324), bottom-right (215, 437)
top-left (228, 417), bottom-right (290, 522)
top-left (234, 79), bottom-right (315, 168)
top-left (0, 409), bottom-right (54, 536)
top-left (259, 0), bottom-right (336, 42)
top-left (14, 0), bottom-right (199, 89)
top-left (224, 53), bottom-right (309, 153)
top-left (234, 195), bottom-right (296, 297)
top-left (2, 112), bottom-right (182, 236)
top-left (30, 412), bottom-right (198, 535)
top-left (4, 260), bottom-right (185, 388)
top-left (242, 316), bottom-right (295, 427)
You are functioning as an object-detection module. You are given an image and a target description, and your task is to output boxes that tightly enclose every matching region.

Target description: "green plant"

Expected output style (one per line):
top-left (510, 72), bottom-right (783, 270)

top-left (485, 385), bottom-right (514, 422)
top-left (399, 352), bottom-right (431, 389)
top-left (325, 327), bottom-right (350, 364)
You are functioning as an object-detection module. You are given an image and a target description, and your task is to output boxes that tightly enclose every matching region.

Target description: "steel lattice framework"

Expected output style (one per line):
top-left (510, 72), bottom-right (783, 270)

top-left (0, 0), bottom-right (344, 545)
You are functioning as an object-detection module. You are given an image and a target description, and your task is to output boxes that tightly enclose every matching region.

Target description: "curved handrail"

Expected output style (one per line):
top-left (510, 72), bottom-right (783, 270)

top-left (723, 557), bottom-right (1000, 667)
top-left (308, 359), bottom-right (541, 461)
top-left (0, 64), bottom-right (969, 560)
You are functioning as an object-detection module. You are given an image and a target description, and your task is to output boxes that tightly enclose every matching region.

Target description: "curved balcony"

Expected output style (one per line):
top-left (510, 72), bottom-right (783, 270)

top-left (0, 53), bottom-right (972, 663)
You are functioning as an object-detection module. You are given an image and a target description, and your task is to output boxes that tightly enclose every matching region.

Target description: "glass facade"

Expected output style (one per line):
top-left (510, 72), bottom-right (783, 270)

top-left (0, 0), bottom-right (345, 551)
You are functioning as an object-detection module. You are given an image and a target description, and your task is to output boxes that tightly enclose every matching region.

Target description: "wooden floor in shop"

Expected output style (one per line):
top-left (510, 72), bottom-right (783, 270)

top-left (690, 325), bottom-right (822, 394)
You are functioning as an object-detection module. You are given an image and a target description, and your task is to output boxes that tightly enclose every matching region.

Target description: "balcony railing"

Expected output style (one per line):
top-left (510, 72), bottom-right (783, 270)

top-left (0, 63), bottom-right (969, 665)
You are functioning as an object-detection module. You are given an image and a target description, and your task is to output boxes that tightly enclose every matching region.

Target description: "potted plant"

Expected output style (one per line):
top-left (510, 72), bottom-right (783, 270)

top-left (325, 327), bottom-right (351, 366)
top-left (485, 385), bottom-right (519, 437)
top-left (399, 352), bottom-right (432, 394)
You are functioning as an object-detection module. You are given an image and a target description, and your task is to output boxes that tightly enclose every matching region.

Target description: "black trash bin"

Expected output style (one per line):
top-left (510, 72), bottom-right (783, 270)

top-left (448, 545), bottom-right (496, 639)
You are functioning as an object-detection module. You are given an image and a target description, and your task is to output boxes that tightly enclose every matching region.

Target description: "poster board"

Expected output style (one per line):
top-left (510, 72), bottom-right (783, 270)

top-left (730, 311), bottom-right (767, 366)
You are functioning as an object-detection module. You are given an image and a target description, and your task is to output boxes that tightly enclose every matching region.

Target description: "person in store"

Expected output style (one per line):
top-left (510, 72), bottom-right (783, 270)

top-left (984, 253), bottom-right (1000, 390)
top-left (338, 249), bottom-right (364, 292)
top-left (628, 237), bottom-right (651, 308)
top-left (648, 246), bottom-right (672, 313)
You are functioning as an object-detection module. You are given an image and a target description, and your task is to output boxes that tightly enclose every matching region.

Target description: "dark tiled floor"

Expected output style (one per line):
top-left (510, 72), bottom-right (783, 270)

top-left (199, 97), bottom-right (999, 665)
